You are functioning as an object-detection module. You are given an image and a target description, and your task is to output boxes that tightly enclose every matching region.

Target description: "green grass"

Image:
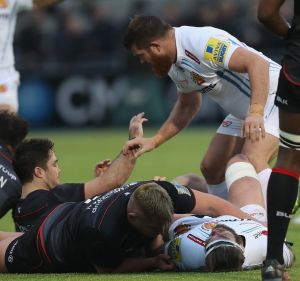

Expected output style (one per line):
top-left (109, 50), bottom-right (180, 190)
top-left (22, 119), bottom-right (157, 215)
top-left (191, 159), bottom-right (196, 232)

top-left (0, 127), bottom-right (299, 281)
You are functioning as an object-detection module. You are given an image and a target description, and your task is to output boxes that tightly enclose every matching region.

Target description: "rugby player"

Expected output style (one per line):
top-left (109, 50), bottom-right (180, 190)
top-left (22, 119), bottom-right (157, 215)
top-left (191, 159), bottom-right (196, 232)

top-left (0, 179), bottom-right (252, 273)
top-left (258, 1), bottom-right (300, 280)
top-left (0, 111), bottom-right (28, 218)
top-left (122, 15), bottom-right (280, 204)
top-left (164, 154), bottom-right (294, 272)
top-left (12, 113), bottom-right (147, 232)
top-left (0, 0), bottom-right (64, 113)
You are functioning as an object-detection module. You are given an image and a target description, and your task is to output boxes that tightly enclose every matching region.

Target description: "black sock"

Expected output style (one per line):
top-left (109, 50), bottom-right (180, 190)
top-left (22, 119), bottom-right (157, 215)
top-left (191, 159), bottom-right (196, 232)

top-left (266, 168), bottom-right (299, 264)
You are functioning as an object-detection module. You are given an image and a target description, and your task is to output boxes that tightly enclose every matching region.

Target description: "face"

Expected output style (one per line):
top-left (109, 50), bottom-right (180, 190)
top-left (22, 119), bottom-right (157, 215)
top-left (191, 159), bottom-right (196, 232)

top-left (43, 150), bottom-right (61, 189)
top-left (129, 215), bottom-right (168, 239)
top-left (131, 45), bottom-right (172, 77)
top-left (206, 225), bottom-right (237, 245)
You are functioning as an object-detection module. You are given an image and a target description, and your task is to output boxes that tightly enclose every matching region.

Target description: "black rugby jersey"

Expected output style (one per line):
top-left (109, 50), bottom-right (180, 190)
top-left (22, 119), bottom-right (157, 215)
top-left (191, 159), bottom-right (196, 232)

top-left (13, 183), bottom-right (84, 232)
top-left (0, 143), bottom-right (22, 218)
top-left (35, 180), bottom-right (196, 272)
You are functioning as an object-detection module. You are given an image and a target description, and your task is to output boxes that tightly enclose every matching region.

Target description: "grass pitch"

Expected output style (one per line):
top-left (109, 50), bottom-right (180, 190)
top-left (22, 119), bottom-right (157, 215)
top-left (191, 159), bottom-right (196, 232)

top-left (0, 127), bottom-right (299, 281)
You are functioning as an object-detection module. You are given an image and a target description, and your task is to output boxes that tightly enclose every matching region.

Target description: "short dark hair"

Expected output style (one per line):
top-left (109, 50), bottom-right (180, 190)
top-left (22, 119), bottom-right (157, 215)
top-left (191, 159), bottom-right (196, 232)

top-left (0, 111), bottom-right (28, 149)
top-left (13, 139), bottom-right (54, 184)
top-left (205, 224), bottom-right (245, 272)
top-left (123, 15), bottom-right (172, 50)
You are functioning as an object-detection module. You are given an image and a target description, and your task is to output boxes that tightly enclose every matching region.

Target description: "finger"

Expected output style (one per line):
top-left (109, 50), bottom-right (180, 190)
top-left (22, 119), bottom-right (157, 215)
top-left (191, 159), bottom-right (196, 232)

top-left (260, 124), bottom-right (266, 138)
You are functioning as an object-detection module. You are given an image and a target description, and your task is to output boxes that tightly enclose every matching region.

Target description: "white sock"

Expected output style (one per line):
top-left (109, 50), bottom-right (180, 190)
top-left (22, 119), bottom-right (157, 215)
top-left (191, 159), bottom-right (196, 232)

top-left (257, 168), bottom-right (272, 207)
top-left (208, 181), bottom-right (228, 200)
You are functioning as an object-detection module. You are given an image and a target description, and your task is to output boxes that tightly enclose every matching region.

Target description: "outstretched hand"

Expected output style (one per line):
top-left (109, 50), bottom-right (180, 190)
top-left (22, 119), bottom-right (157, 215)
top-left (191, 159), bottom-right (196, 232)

top-left (128, 112), bottom-right (148, 139)
top-left (94, 159), bottom-right (111, 177)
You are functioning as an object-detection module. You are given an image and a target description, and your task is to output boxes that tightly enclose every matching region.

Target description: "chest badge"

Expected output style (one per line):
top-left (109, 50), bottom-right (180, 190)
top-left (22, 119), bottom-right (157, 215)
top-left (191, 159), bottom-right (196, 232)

top-left (191, 72), bottom-right (205, 86)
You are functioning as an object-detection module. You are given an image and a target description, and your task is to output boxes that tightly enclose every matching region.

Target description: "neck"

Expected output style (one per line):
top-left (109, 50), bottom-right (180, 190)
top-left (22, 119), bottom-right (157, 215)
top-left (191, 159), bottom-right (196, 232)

top-left (21, 180), bottom-right (50, 199)
top-left (169, 28), bottom-right (177, 64)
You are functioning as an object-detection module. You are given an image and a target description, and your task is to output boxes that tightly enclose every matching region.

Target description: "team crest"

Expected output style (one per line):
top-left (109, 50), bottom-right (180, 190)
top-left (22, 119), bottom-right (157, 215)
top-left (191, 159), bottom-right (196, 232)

top-left (202, 222), bottom-right (217, 230)
top-left (0, 0), bottom-right (8, 8)
top-left (174, 224), bottom-right (191, 235)
top-left (190, 71), bottom-right (205, 86)
top-left (0, 85), bottom-right (7, 93)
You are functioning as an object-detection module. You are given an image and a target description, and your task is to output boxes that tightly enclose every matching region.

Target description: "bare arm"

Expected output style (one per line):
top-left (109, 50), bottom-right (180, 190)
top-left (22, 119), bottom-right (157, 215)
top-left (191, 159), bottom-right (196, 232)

top-left (123, 92), bottom-right (201, 157)
top-left (229, 47), bottom-right (270, 142)
top-left (191, 190), bottom-right (252, 220)
top-left (84, 113), bottom-right (147, 199)
top-left (33, 0), bottom-right (63, 9)
top-left (258, 0), bottom-right (290, 37)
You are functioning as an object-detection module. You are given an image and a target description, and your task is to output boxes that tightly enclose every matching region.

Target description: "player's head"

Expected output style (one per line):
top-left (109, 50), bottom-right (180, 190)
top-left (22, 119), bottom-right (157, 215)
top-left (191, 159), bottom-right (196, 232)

top-left (205, 224), bottom-right (245, 271)
top-left (127, 182), bottom-right (174, 238)
top-left (123, 15), bottom-right (174, 77)
top-left (13, 138), bottom-right (60, 188)
top-left (0, 110), bottom-right (28, 151)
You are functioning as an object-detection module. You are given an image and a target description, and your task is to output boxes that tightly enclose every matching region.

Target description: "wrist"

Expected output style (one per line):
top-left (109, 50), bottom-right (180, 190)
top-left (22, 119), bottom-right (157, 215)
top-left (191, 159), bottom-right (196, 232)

top-left (152, 135), bottom-right (163, 148)
top-left (249, 103), bottom-right (264, 116)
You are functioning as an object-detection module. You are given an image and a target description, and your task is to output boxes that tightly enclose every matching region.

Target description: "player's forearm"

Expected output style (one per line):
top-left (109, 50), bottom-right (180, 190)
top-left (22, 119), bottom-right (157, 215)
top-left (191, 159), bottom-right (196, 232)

top-left (153, 92), bottom-right (201, 148)
top-left (84, 153), bottom-right (136, 199)
top-left (33, 0), bottom-right (63, 9)
top-left (247, 57), bottom-right (270, 115)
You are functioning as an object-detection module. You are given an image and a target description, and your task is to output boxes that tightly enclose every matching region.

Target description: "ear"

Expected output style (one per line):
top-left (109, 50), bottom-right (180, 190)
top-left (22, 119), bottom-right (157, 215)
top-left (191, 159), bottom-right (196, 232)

top-left (128, 211), bottom-right (137, 220)
top-left (33, 167), bottom-right (44, 179)
top-left (149, 41), bottom-right (161, 53)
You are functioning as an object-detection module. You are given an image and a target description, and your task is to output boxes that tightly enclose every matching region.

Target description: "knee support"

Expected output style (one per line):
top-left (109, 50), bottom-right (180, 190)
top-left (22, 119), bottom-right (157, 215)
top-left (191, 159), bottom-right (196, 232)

top-left (279, 130), bottom-right (300, 150)
top-left (225, 162), bottom-right (258, 189)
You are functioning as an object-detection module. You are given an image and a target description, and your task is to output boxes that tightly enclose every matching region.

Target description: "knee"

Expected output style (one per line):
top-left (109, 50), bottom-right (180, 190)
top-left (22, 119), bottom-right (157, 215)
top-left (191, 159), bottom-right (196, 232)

top-left (200, 158), bottom-right (225, 184)
top-left (227, 154), bottom-right (250, 168)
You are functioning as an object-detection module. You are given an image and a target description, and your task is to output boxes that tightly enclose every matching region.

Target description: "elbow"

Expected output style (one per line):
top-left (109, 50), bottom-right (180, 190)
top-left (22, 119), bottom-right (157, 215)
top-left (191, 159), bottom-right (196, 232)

top-left (257, 7), bottom-right (276, 24)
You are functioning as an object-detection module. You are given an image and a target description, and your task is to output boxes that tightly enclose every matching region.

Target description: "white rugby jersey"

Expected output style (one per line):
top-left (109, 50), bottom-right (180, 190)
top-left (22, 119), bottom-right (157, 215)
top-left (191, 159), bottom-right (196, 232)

top-left (0, 0), bottom-right (32, 73)
top-left (168, 26), bottom-right (281, 119)
top-left (165, 215), bottom-right (271, 271)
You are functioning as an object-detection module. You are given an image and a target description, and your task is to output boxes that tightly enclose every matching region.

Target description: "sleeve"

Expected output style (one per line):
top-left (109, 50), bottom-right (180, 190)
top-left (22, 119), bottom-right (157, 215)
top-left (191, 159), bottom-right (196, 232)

top-left (155, 181), bottom-right (195, 213)
top-left (0, 181), bottom-right (21, 218)
top-left (200, 31), bottom-right (240, 70)
top-left (52, 183), bottom-right (85, 203)
top-left (16, 0), bottom-right (33, 12)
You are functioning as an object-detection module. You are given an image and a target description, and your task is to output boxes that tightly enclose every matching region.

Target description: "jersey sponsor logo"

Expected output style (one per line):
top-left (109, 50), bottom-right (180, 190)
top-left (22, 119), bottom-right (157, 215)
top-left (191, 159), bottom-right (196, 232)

top-left (0, 85), bottom-right (7, 93)
top-left (0, 0), bottom-right (7, 9)
top-left (7, 240), bottom-right (18, 263)
top-left (0, 165), bottom-right (16, 180)
top-left (0, 176), bottom-right (7, 188)
top-left (187, 234), bottom-right (206, 247)
top-left (190, 71), bottom-right (205, 86)
top-left (167, 238), bottom-right (182, 262)
top-left (276, 96), bottom-right (288, 105)
top-left (173, 183), bottom-right (191, 196)
top-left (185, 49), bottom-right (200, 65)
top-left (201, 83), bottom-right (217, 94)
top-left (204, 38), bottom-right (230, 65)
top-left (276, 211), bottom-right (292, 219)
top-left (174, 224), bottom-right (191, 235)
top-left (221, 120), bottom-right (233, 127)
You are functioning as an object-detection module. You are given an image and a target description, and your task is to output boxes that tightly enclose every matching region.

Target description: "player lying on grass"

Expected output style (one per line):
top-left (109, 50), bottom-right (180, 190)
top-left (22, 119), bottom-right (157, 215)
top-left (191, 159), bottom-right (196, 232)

top-left (12, 113), bottom-right (147, 232)
top-left (163, 154), bottom-right (295, 272)
top-left (0, 176), bottom-right (253, 273)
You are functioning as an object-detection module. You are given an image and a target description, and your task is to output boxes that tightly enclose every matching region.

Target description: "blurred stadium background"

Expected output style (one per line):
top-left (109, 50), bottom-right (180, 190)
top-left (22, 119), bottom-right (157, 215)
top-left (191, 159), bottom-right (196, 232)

top-left (14, 0), bottom-right (293, 128)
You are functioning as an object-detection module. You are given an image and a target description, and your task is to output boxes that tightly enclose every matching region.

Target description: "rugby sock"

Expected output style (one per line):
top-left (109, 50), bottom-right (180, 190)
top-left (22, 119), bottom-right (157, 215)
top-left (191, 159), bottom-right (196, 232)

top-left (266, 168), bottom-right (299, 264)
top-left (258, 168), bottom-right (272, 207)
top-left (207, 181), bottom-right (228, 200)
